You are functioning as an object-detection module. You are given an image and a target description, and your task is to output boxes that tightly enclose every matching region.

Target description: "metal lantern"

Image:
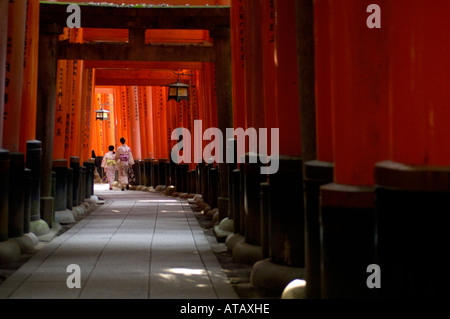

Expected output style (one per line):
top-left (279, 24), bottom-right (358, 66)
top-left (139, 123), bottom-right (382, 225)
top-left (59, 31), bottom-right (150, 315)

top-left (167, 79), bottom-right (190, 102)
top-left (95, 106), bottom-right (110, 121)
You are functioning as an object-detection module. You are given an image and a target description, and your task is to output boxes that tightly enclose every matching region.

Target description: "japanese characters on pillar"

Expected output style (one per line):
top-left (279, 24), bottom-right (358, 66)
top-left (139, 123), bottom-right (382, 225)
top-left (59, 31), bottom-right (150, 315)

top-left (119, 86), bottom-right (130, 145)
top-left (3, 0), bottom-right (27, 152)
top-left (104, 92), bottom-right (116, 152)
top-left (145, 87), bottom-right (154, 159)
top-left (129, 86), bottom-right (142, 160)
top-left (81, 69), bottom-right (94, 163)
top-left (19, 0), bottom-right (39, 154)
top-left (138, 87), bottom-right (148, 159)
top-left (151, 87), bottom-right (161, 160)
top-left (53, 60), bottom-right (69, 160)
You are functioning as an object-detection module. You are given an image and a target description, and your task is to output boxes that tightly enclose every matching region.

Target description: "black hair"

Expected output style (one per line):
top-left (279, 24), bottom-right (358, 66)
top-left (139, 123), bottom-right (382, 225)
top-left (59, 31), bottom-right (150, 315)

top-left (108, 145), bottom-right (114, 151)
top-left (120, 137), bottom-right (125, 144)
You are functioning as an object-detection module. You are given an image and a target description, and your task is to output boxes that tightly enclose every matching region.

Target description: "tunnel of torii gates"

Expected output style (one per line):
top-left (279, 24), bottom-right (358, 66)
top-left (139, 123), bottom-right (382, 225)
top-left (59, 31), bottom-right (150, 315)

top-left (1, 0), bottom-right (450, 299)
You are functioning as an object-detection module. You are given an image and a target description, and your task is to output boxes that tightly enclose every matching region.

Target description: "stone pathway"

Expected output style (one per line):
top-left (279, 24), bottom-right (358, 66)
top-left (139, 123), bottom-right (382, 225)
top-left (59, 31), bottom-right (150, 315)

top-left (0, 184), bottom-right (238, 299)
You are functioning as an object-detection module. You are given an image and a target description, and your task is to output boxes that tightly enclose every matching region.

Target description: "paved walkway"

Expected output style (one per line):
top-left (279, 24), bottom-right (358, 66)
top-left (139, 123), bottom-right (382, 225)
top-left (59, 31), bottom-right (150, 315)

top-left (0, 184), bottom-right (238, 299)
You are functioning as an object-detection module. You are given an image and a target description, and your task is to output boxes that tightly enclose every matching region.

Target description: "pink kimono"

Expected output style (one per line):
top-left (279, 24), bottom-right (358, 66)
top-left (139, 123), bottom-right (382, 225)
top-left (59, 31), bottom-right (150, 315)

top-left (115, 144), bottom-right (135, 187)
top-left (101, 151), bottom-right (117, 187)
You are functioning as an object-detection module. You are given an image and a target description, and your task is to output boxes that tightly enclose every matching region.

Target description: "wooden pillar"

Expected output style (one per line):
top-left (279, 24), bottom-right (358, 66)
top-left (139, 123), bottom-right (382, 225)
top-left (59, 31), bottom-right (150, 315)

top-left (81, 69), bottom-right (94, 163)
top-left (67, 53), bottom-right (83, 159)
top-left (138, 87), bottom-right (148, 159)
top-left (117, 86), bottom-right (129, 146)
top-left (148, 86), bottom-right (155, 159)
top-left (298, 0), bottom-right (332, 299)
top-left (0, 0), bottom-right (8, 148)
top-left (19, 0), bottom-right (40, 153)
top-left (230, 0), bottom-right (246, 130)
top-left (36, 23), bottom-right (62, 224)
top-left (113, 87), bottom-right (122, 148)
top-left (375, 0), bottom-right (450, 298)
top-left (152, 87), bottom-right (162, 160)
top-left (104, 93), bottom-right (116, 152)
top-left (213, 28), bottom-right (232, 221)
top-left (274, 0), bottom-right (301, 157)
top-left (158, 87), bottom-right (169, 160)
top-left (53, 60), bottom-right (69, 160)
top-left (295, 0), bottom-right (316, 162)
top-left (260, 0), bottom-right (304, 268)
top-left (2, 0), bottom-right (27, 152)
top-left (320, 0), bottom-right (389, 299)
top-left (261, 0), bottom-right (277, 133)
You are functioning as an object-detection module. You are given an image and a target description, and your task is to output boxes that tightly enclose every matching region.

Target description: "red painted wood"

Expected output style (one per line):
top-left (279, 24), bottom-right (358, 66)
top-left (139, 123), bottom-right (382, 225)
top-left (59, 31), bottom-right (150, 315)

top-left (314, 0), bottom-right (333, 163)
top-left (329, 0), bottom-right (389, 185)
top-left (274, 0), bottom-right (301, 157)
top-left (389, 0), bottom-right (450, 166)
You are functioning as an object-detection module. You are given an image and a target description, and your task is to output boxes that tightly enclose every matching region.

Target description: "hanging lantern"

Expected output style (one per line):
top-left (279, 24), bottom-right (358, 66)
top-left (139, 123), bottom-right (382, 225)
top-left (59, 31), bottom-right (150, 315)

top-left (167, 79), bottom-right (190, 102)
top-left (95, 106), bottom-right (110, 121)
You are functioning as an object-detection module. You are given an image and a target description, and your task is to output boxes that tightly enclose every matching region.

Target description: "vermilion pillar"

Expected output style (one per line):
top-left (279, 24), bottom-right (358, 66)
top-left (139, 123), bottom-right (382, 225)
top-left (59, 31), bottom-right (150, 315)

top-left (320, 0), bottom-right (389, 299)
top-left (375, 0), bottom-right (450, 298)
top-left (243, 0), bottom-right (264, 131)
top-left (252, 0), bottom-right (305, 294)
top-left (151, 87), bottom-right (161, 160)
top-left (19, 0), bottom-right (39, 153)
top-left (274, 0), bottom-right (301, 157)
top-left (81, 69), bottom-right (94, 163)
top-left (36, 23), bottom-right (62, 230)
top-left (118, 86), bottom-right (130, 145)
top-left (145, 87), bottom-right (154, 158)
top-left (303, 0), bottom-right (334, 299)
top-left (2, 0), bottom-right (27, 152)
top-left (0, 0), bottom-right (8, 148)
top-left (230, 0), bottom-right (245, 130)
top-left (261, 0), bottom-right (277, 132)
top-left (70, 60), bottom-right (84, 159)
top-left (53, 60), bottom-right (70, 160)
top-left (89, 93), bottom-right (100, 157)
top-left (138, 87), bottom-right (148, 159)
top-left (104, 93), bottom-right (116, 152)
top-left (154, 86), bottom-right (168, 160)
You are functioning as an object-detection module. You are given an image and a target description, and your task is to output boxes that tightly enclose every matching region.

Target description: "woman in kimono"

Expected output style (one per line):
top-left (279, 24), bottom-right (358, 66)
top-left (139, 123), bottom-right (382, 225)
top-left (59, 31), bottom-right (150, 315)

top-left (101, 145), bottom-right (117, 190)
top-left (115, 137), bottom-right (135, 191)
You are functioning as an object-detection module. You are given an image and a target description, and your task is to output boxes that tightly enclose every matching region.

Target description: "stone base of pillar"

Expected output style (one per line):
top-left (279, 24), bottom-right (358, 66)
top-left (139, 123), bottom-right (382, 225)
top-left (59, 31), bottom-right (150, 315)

top-left (231, 240), bottom-right (263, 266)
top-left (281, 279), bottom-right (307, 299)
top-left (0, 239), bottom-right (21, 266)
top-left (36, 222), bottom-right (61, 243)
top-left (72, 205), bottom-right (86, 216)
top-left (40, 196), bottom-right (54, 229)
top-left (225, 233), bottom-right (244, 253)
top-left (55, 209), bottom-right (76, 224)
top-left (213, 217), bottom-right (234, 243)
top-left (11, 232), bottom-right (39, 253)
top-left (250, 259), bottom-right (305, 295)
top-left (30, 219), bottom-right (50, 237)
